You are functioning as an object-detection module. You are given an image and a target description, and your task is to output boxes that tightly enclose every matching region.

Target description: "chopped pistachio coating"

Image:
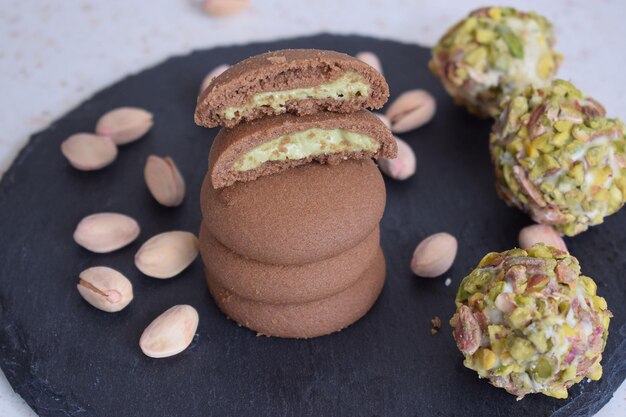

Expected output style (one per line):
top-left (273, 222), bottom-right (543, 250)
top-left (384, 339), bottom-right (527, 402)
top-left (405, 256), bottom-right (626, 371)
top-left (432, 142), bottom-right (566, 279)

top-left (451, 244), bottom-right (612, 399)
top-left (490, 79), bottom-right (626, 236)
top-left (429, 7), bottom-right (562, 118)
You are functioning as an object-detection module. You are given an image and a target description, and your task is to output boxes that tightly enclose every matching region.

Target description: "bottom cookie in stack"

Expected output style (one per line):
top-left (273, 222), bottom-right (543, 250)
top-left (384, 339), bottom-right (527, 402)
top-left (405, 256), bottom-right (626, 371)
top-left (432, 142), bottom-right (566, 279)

top-left (205, 248), bottom-right (385, 339)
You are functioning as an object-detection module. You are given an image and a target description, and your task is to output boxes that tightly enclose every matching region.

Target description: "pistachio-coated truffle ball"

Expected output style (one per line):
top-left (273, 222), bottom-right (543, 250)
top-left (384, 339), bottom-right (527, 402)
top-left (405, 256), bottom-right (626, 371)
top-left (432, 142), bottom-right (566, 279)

top-left (430, 7), bottom-right (562, 118)
top-left (451, 244), bottom-right (611, 399)
top-left (490, 79), bottom-right (626, 236)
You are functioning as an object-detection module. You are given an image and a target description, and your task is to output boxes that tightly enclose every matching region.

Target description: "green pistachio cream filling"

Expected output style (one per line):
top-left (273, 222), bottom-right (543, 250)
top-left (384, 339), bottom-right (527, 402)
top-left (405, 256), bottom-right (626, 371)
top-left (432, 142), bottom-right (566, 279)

top-left (451, 244), bottom-right (611, 400)
top-left (490, 79), bottom-right (626, 236)
top-left (221, 72), bottom-right (370, 120)
top-left (233, 128), bottom-right (378, 172)
top-left (429, 6), bottom-right (562, 117)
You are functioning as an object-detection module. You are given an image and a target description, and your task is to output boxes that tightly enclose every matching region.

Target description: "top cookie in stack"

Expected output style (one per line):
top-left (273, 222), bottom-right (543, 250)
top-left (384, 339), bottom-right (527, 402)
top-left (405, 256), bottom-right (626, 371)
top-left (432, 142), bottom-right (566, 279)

top-left (195, 49), bottom-right (389, 128)
top-left (195, 49), bottom-right (396, 338)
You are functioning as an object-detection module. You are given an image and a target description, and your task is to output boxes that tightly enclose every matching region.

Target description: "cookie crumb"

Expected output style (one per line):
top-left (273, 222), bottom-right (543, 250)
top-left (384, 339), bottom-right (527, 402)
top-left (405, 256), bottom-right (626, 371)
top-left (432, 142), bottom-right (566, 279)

top-left (431, 316), bottom-right (441, 335)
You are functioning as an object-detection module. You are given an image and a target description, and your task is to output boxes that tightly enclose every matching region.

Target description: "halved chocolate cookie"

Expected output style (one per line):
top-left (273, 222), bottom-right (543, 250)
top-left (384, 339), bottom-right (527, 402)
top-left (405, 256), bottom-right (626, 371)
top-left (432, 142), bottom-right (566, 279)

top-left (207, 110), bottom-right (395, 188)
top-left (199, 224), bottom-right (380, 304)
top-left (201, 159), bottom-right (386, 265)
top-left (206, 248), bottom-right (385, 338)
top-left (195, 49), bottom-right (389, 128)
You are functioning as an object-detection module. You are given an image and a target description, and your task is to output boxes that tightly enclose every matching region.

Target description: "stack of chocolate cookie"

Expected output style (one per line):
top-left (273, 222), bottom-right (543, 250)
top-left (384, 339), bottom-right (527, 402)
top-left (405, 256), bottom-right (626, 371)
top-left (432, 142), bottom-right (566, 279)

top-left (195, 49), bottom-right (396, 338)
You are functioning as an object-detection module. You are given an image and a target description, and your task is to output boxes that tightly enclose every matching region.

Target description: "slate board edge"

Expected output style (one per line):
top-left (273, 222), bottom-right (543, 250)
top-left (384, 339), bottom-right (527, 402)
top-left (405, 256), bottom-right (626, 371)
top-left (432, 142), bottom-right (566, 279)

top-left (0, 33), bottom-right (623, 417)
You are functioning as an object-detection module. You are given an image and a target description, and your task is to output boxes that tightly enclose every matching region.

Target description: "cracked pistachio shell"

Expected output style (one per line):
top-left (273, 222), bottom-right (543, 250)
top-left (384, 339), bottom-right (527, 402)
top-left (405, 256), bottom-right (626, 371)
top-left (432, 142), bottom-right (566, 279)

top-left (60, 133), bottom-right (118, 171)
top-left (135, 231), bottom-right (199, 278)
top-left (77, 266), bottom-right (133, 312)
top-left (144, 155), bottom-right (186, 207)
top-left (95, 107), bottom-right (153, 145)
top-left (73, 213), bottom-right (140, 253)
top-left (140, 305), bottom-right (199, 358)
top-left (385, 89), bottom-right (436, 133)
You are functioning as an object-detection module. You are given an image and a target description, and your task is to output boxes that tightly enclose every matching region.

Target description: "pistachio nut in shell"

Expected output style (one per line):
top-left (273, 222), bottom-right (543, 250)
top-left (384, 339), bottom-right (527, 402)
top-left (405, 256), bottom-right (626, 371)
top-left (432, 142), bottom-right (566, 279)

top-left (140, 305), bottom-right (199, 358)
top-left (60, 133), bottom-right (118, 171)
top-left (77, 266), bottom-right (133, 312)
top-left (144, 155), bottom-right (186, 207)
top-left (411, 232), bottom-right (458, 277)
top-left (135, 231), bottom-right (199, 278)
top-left (95, 107), bottom-right (154, 145)
top-left (203, 0), bottom-right (249, 16)
top-left (378, 136), bottom-right (416, 180)
top-left (386, 89), bottom-right (436, 133)
top-left (73, 212), bottom-right (140, 253)
top-left (518, 224), bottom-right (567, 252)
top-left (355, 51), bottom-right (383, 74)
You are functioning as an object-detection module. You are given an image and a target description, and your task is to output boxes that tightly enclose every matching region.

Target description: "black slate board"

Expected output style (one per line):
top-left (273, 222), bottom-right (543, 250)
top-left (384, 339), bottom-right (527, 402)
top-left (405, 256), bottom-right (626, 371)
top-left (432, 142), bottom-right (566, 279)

top-left (0, 34), bottom-right (625, 417)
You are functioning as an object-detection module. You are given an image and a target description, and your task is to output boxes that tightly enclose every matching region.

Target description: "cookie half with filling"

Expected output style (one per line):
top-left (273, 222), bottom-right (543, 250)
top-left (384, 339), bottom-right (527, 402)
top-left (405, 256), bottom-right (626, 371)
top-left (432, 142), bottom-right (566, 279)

top-left (195, 49), bottom-right (389, 128)
top-left (207, 110), bottom-right (395, 188)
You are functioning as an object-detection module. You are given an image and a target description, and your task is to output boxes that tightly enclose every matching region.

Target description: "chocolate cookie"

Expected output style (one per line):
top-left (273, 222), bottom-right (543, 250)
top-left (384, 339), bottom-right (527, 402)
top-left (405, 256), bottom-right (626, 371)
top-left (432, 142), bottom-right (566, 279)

top-left (206, 248), bottom-right (386, 338)
top-left (201, 159), bottom-right (386, 265)
top-left (199, 224), bottom-right (380, 304)
top-left (195, 49), bottom-right (389, 128)
top-left (207, 110), bottom-right (396, 188)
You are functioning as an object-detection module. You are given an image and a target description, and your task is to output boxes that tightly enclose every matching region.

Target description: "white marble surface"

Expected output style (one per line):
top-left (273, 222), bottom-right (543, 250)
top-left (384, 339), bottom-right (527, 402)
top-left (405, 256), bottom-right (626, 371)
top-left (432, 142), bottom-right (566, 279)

top-left (0, 0), bottom-right (624, 415)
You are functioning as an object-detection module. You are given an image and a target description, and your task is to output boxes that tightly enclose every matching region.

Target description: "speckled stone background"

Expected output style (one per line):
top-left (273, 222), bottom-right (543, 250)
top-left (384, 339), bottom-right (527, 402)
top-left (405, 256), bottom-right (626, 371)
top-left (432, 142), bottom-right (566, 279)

top-left (0, 1), bottom-right (624, 416)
